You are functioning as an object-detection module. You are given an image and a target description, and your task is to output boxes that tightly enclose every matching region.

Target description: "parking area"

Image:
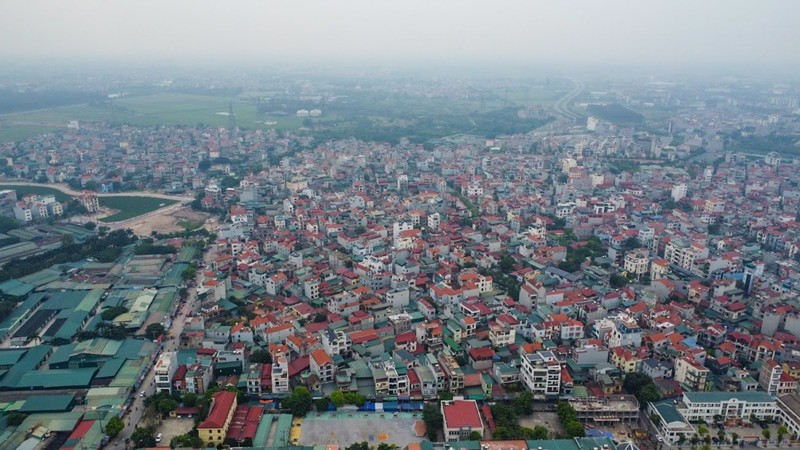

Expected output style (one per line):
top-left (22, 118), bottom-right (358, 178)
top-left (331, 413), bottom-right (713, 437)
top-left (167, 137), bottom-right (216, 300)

top-left (518, 412), bottom-right (566, 437)
top-left (298, 412), bottom-right (423, 448)
top-left (157, 417), bottom-right (194, 446)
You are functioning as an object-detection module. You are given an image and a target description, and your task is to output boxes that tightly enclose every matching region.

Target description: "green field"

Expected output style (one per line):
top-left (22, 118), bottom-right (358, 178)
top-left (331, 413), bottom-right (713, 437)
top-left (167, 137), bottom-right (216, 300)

top-left (0, 124), bottom-right (62, 143)
top-left (98, 196), bottom-right (177, 223)
top-left (0, 92), bottom-right (305, 144)
top-left (0, 184), bottom-right (73, 202)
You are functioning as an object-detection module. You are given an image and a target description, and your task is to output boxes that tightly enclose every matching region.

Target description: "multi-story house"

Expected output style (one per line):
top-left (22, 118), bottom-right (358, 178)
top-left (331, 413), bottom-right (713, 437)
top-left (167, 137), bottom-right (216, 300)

top-left (759, 358), bottom-right (782, 397)
top-left (520, 350), bottom-right (561, 400)
top-left (246, 363), bottom-right (263, 395)
top-left (624, 248), bottom-right (650, 279)
top-left (488, 321), bottom-right (515, 347)
top-left (437, 352), bottom-right (464, 393)
top-left (185, 362), bottom-right (213, 395)
top-left (271, 354), bottom-right (289, 394)
top-left (154, 351), bottom-right (178, 394)
top-left (675, 356), bottom-right (710, 391)
top-left (310, 349), bottom-right (334, 384)
top-left (321, 329), bottom-right (352, 357)
top-left (384, 359), bottom-right (409, 396)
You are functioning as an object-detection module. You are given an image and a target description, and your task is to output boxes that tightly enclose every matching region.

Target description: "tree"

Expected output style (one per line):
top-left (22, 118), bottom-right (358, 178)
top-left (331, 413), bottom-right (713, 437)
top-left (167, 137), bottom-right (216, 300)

top-left (731, 432), bottom-right (739, 445)
top-left (158, 398), bottom-right (178, 415)
top-left (345, 442), bottom-right (370, 450)
top-left (778, 425), bottom-right (788, 443)
top-left (498, 255), bottom-right (516, 273)
top-left (131, 427), bottom-right (156, 448)
top-left (493, 426), bottom-right (512, 440)
top-left (104, 416), bottom-right (124, 438)
top-left (513, 390), bottom-right (534, 416)
top-left (283, 387), bottom-right (312, 417)
top-left (313, 313), bottom-right (327, 323)
top-left (762, 428), bottom-right (770, 442)
top-left (250, 348), bottom-right (272, 364)
top-left (0, 216), bottom-right (20, 234)
top-left (330, 390), bottom-right (346, 408)
top-left (610, 273), bottom-right (629, 288)
top-left (463, 430), bottom-right (480, 440)
top-left (698, 425), bottom-right (709, 436)
top-left (343, 391), bottom-right (366, 407)
top-left (315, 397), bottom-right (330, 412)
top-left (622, 237), bottom-right (641, 251)
top-left (439, 391), bottom-right (454, 401)
top-left (564, 420), bottom-right (586, 438)
top-left (638, 383), bottom-right (662, 405)
top-left (145, 323), bottom-right (166, 340)
top-left (531, 425), bottom-right (549, 440)
top-left (182, 392), bottom-right (198, 407)
top-left (173, 433), bottom-right (205, 448)
top-left (422, 403), bottom-right (443, 442)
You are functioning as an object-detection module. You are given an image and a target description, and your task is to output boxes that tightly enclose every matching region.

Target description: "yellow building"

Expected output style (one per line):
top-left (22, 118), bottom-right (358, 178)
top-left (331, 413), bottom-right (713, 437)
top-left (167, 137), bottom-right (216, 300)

top-left (783, 361), bottom-right (800, 380)
top-left (198, 391), bottom-right (237, 445)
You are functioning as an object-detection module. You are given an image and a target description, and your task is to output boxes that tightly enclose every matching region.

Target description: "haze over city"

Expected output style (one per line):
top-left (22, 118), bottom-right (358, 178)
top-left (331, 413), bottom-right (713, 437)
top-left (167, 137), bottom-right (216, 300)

top-left (1, 0), bottom-right (799, 70)
top-left (1, 2), bottom-right (800, 450)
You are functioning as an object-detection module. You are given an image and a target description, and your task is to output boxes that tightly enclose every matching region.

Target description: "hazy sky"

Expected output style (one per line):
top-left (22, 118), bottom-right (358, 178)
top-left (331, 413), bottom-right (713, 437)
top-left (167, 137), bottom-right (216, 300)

top-left (1, 0), bottom-right (798, 68)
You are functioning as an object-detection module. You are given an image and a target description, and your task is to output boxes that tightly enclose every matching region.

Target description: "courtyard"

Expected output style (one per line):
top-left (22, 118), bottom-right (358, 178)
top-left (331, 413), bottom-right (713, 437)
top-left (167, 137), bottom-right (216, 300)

top-left (297, 412), bottom-right (425, 448)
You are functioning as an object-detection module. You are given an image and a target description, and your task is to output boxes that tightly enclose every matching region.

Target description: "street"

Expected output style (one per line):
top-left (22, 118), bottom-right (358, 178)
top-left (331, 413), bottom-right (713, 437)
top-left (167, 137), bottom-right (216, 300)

top-left (107, 249), bottom-right (210, 449)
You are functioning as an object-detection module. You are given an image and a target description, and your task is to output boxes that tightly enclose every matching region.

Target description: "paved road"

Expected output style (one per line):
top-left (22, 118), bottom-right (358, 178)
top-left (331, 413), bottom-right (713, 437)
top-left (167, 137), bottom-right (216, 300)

top-left (109, 249), bottom-right (214, 449)
top-left (0, 181), bottom-right (192, 201)
top-left (553, 77), bottom-right (584, 120)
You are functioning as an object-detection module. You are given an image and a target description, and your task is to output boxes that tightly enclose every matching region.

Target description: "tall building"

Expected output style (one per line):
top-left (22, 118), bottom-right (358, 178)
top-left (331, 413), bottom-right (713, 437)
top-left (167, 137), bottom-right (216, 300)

top-left (671, 183), bottom-right (687, 201)
top-left (520, 350), bottom-right (561, 399)
top-left (154, 351), bottom-right (178, 394)
top-left (674, 356), bottom-right (709, 392)
top-left (759, 359), bottom-right (782, 397)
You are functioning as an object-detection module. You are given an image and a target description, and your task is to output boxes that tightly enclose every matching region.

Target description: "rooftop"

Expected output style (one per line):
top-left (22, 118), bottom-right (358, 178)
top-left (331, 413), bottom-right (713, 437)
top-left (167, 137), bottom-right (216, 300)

top-left (442, 399), bottom-right (483, 429)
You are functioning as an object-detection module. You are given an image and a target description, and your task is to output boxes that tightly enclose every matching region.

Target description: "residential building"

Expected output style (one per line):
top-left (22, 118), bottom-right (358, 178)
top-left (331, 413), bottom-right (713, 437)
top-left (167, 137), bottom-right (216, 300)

top-left (759, 358), bottom-right (782, 397)
top-left (154, 351), bottom-right (178, 394)
top-left (674, 356), bottom-right (710, 392)
top-left (441, 399), bottom-right (484, 441)
top-left (310, 348), bottom-right (334, 384)
top-left (520, 350), bottom-right (561, 400)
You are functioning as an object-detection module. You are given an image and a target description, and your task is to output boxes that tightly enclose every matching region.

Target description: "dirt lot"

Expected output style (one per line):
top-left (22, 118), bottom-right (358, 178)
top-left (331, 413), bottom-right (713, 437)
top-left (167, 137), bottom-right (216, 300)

top-left (126, 206), bottom-right (211, 235)
top-left (518, 412), bottom-right (566, 438)
top-left (298, 413), bottom-right (422, 448)
top-left (157, 417), bottom-right (195, 445)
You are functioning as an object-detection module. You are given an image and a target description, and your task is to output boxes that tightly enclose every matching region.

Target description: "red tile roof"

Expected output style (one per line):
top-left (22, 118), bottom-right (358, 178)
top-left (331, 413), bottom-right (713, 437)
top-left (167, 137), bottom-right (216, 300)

top-left (442, 399), bottom-right (483, 429)
top-left (199, 391), bottom-right (237, 429)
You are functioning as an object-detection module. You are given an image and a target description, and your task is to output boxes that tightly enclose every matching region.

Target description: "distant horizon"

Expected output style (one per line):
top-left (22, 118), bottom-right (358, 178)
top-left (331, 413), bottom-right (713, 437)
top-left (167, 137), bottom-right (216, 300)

top-left (0, 57), bottom-right (798, 82)
top-left (1, 0), bottom-right (799, 80)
